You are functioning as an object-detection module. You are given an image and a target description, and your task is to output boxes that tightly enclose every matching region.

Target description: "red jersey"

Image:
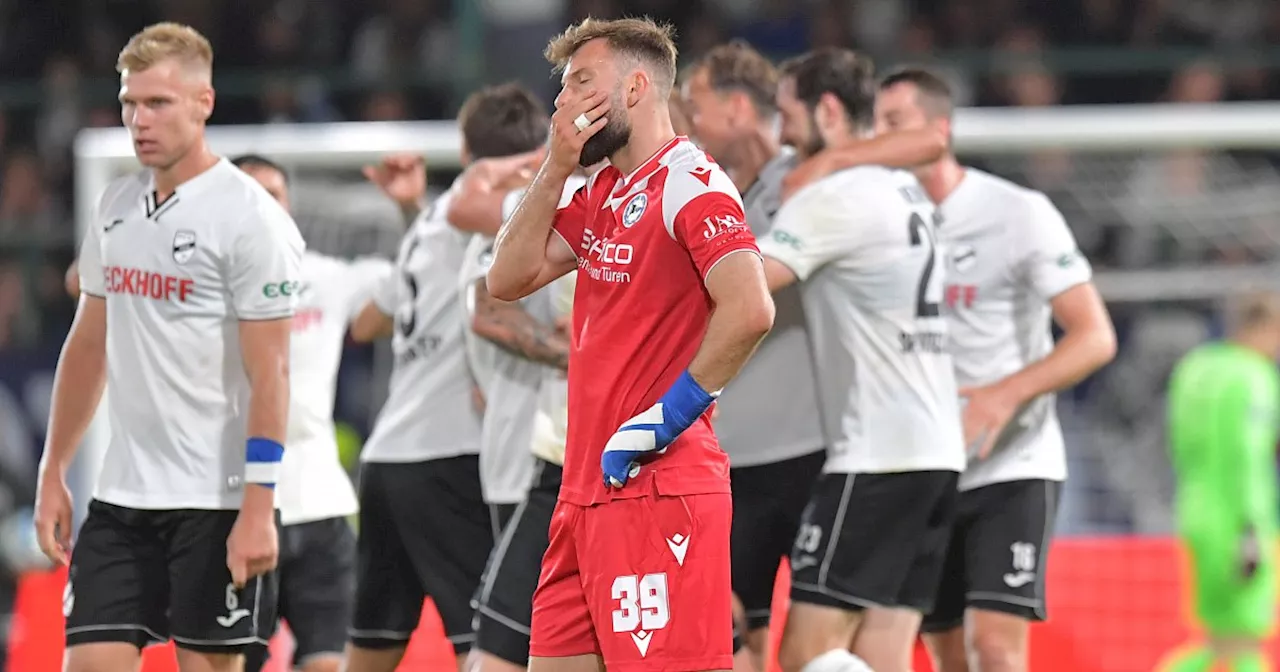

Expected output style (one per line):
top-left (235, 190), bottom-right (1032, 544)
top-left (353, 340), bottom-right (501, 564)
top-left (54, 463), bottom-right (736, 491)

top-left (551, 136), bottom-right (759, 506)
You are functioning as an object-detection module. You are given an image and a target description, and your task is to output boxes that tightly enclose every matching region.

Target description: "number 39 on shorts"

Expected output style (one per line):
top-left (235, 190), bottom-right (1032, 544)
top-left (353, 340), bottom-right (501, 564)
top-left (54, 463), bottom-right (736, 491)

top-left (610, 573), bottom-right (670, 633)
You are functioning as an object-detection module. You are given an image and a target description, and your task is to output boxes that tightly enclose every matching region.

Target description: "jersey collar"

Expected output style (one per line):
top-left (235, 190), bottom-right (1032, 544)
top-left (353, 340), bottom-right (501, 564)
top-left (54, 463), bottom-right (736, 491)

top-left (614, 135), bottom-right (685, 193)
top-left (145, 156), bottom-right (229, 203)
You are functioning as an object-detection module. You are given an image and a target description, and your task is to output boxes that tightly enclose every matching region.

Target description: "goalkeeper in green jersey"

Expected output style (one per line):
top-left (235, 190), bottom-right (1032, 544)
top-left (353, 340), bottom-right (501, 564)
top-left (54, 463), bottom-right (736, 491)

top-left (1160, 291), bottom-right (1280, 672)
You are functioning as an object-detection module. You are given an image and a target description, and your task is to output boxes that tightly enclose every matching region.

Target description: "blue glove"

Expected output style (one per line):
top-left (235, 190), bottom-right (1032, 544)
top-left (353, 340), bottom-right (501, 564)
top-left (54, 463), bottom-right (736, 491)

top-left (602, 370), bottom-right (719, 488)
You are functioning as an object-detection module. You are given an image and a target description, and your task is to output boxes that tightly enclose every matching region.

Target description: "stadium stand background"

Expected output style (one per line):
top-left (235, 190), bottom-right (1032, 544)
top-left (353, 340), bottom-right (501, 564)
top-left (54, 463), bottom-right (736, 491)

top-left (1, 0), bottom-right (1279, 668)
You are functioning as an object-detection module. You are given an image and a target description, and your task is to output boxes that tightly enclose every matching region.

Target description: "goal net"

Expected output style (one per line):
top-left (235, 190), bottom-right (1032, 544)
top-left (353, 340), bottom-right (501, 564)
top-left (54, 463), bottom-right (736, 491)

top-left (71, 102), bottom-right (1280, 671)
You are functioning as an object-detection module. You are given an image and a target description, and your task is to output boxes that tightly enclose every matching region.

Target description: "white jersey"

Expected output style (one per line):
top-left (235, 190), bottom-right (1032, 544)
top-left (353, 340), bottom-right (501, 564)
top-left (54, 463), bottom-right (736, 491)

top-left (459, 233), bottom-right (542, 504)
top-left (529, 270), bottom-right (575, 467)
top-left (281, 252), bottom-right (392, 524)
top-left (758, 166), bottom-right (965, 475)
top-left (78, 159), bottom-right (305, 510)
top-left (362, 188), bottom-right (482, 462)
top-left (937, 169), bottom-right (1092, 490)
top-left (458, 179), bottom-right (587, 502)
top-left (715, 150), bottom-right (824, 467)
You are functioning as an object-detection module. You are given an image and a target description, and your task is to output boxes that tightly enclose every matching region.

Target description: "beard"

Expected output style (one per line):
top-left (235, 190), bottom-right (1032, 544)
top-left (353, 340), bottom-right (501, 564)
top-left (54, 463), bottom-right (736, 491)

top-left (800, 131), bottom-right (825, 159)
top-left (797, 109), bottom-right (825, 158)
top-left (580, 99), bottom-right (632, 167)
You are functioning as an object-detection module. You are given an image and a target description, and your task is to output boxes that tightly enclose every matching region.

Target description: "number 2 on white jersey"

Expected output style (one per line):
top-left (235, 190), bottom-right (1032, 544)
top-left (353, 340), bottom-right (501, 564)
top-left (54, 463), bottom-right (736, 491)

top-left (907, 212), bottom-right (944, 318)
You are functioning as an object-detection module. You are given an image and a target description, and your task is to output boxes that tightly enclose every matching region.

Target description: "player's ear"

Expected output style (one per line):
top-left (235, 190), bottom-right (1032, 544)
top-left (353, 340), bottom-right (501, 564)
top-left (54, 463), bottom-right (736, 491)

top-left (196, 86), bottom-right (215, 122)
top-left (813, 94), bottom-right (836, 132)
top-left (728, 90), bottom-right (752, 127)
top-left (626, 69), bottom-right (647, 108)
top-left (819, 93), bottom-right (849, 134)
top-left (935, 115), bottom-right (953, 143)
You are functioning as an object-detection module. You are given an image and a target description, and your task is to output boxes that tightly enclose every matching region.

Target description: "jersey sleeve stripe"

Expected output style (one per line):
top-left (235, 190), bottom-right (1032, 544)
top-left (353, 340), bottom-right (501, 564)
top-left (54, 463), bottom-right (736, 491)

top-left (758, 247), bottom-right (807, 283)
top-left (1042, 277), bottom-right (1090, 301)
top-left (702, 247), bottom-right (763, 283)
top-left (236, 311), bottom-right (297, 322)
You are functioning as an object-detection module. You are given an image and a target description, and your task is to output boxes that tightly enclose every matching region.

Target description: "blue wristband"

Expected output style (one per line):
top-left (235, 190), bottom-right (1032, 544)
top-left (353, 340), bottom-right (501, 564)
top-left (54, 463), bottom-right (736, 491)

top-left (245, 437), bottom-right (284, 489)
top-left (656, 370), bottom-right (718, 441)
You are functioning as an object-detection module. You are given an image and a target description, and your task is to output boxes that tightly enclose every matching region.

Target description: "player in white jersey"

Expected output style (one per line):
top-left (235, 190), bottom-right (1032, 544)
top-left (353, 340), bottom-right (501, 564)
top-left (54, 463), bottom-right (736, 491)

top-left (681, 41), bottom-right (952, 672)
top-left (341, 85), bottom-right (549, 672)
top-left (473, 271), bottom-right (576, 672)
top-left (227, 155), bottom-right (392, 672)
top-left (749, 49), bottom-right (965, 672)
top-left (448, 155), bottom-right (588, 671)
top-left (862, 69), bottom-right (1109, 672)
top-left (446, 85), bottom-right (561, 535)
top-left (34, 24), bottom-right (303, 672)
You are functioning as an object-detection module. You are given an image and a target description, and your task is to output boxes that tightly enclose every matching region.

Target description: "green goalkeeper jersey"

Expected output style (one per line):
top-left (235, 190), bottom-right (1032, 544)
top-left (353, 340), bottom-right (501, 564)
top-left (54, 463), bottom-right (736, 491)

top-left (1168, 342), bottom-right (1279, 533)
top-left (1168, 341), bottom-right (1280, 636)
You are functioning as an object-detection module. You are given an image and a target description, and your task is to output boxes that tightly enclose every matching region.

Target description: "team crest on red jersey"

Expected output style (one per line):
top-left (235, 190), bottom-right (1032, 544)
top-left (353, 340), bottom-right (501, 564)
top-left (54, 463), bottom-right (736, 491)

top-left (622, 193), bottom-right (647, 228)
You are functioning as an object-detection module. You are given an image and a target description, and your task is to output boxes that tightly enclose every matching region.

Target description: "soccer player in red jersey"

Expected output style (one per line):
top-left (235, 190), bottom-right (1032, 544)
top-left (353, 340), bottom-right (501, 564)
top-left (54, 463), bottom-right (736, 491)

top-left (486, 16), bottom-right (776, 672)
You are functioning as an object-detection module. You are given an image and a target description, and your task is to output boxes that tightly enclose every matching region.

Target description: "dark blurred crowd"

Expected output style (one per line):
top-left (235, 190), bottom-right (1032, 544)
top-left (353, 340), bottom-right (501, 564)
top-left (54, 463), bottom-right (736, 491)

top-left (0, 0), bottom-right (1279, 350)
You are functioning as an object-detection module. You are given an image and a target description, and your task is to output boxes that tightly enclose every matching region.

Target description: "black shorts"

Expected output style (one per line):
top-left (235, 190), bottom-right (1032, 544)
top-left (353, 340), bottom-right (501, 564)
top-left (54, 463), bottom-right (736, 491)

top-left (474, 459), bottom-right (562, 667)
top-left (790, 471), bottom-right (958, 612)
top-left (350, 455), bottom-right (494, 654)
top-left (491, 503), bottom-right (519, 538)
top-left (921, 479), bottom-right (1062, 632)
top-left (731, 449), bottom-right (825, 631)
top-left (65, 500), bottom-right (279, 653)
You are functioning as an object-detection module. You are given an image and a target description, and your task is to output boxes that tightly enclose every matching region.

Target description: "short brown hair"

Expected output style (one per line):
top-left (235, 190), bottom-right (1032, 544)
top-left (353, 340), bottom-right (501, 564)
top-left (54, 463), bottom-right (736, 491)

top-left (879, 67), bottom-right (955, 119)
top-left (117, 22), bottom-right (213, 75)
top-left (693, 40), bottom-right (778, 117)
top-left (457, 83), bottom-right (550, 160)
top-left (779, 48), bottom-right (876, 130)
top-left (1228, 289), bottom-right (1280, 334)
top-left (544, 17), bottom-right (679, 94)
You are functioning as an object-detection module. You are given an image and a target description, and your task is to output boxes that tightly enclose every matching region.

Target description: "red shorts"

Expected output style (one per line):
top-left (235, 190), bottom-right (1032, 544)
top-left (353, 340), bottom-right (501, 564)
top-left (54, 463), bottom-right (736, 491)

top-left (529, 483), bottom-right (733, 671)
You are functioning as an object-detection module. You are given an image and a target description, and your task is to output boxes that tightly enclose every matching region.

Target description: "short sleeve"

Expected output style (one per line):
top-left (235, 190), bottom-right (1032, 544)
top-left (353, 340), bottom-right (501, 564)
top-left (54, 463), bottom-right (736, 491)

top-left (78, 217), bottom-right (106, 298)
top-left (671, 191), bottom-right (759, 281)
top-left (1017, 194), bottom-right (1092, 300)
top-left (756, 184), bottom-right (862, 282)
top-left (343, 257), bottom-right (395, 322)
top-left (370, 261), bottom-right (400, 315)
top-left (551, 183), bottom-right (591, 259)
top-left (460, 236), bottom-right (495, 291)
top-left (228, 200), bottom-right (306, 320)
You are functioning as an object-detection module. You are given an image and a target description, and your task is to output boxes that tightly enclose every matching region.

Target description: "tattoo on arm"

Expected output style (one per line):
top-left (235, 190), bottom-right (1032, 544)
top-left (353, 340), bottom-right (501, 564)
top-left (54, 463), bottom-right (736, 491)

top-left (472, 281), bottom-right (570, 370)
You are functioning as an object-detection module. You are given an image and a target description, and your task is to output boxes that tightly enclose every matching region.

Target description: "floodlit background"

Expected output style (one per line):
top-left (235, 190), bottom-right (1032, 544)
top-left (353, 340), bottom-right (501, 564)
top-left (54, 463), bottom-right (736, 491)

top-left (1, 0), bottom-right (1279, 669)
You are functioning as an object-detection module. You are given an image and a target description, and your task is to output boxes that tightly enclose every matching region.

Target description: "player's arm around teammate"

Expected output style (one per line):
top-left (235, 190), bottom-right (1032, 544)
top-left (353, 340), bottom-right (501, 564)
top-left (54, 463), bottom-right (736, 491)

top-left (363, 153), bottom-right (429, 226)
top-left (448, 149), bottom-right (546, 235)
top-left (779, 128), bottom-right (946, 200)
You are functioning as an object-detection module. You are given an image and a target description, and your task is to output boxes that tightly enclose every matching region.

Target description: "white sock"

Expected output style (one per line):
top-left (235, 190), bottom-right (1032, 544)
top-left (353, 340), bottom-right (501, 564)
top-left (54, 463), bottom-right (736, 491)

top-left (800, 648), bottom-right (875, 672)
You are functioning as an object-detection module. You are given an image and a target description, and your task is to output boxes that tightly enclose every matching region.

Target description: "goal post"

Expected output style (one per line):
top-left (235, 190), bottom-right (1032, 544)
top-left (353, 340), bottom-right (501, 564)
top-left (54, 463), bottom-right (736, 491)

top-left (70, 100), bottom-right (1280, 511)
top-left (75, 101), bottom-right (1280, 300)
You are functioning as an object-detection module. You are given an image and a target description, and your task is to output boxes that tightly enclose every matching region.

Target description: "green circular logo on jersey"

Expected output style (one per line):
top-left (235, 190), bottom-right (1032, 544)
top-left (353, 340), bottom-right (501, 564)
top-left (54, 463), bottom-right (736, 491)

top-left (262, 281), bottom-right (299, 298)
